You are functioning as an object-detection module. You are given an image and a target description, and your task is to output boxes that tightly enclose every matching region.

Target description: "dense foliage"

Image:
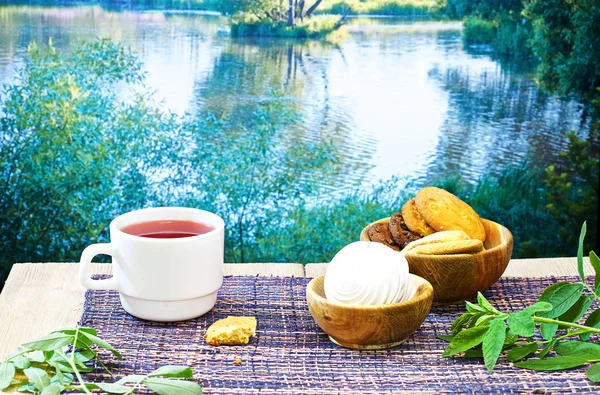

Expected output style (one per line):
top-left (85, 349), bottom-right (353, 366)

top-left (0, 39), bottom-right (597, 287)
top-left (524, 0), bottom-right (600, 103)
top-left (439, 0), bottom-right (600, 250)
top-left (443, 0), bottom-right (600, 105)
top-left (0, 40), bottom-right (180, 282)
top-left (0, 40), bottom-right (341, 281)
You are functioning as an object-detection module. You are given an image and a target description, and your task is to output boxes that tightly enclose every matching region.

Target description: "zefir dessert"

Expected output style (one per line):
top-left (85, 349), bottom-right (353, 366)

top-left (306, 241), bottom-right (434, 350)
top-left (324, 241), bottom-right (413, 306)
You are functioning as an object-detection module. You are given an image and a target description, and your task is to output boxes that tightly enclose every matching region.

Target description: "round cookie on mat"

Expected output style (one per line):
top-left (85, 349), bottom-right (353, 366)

top-left (415, 187), bottom-right (486, 242)
top-left (401, 199), bottom-right (435, 236)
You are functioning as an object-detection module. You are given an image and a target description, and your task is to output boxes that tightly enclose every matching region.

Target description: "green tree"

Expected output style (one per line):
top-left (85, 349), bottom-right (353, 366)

top-left (544, 131), bottom-right (599, 254)
top-left (229, 0), bottom-right (325, 26)
top-left (0, 39), bottom-right (180, 284)
top-left (524, 0), bottom-right (600, 103)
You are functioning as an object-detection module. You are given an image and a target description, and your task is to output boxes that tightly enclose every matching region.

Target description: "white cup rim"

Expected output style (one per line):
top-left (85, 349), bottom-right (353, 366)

top-left (109, 207), bottom-right (224, 243)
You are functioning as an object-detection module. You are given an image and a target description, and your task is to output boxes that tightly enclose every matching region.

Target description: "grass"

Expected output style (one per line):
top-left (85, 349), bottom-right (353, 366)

top-left (462, 15), bottom-right (532, 57)
top-left (244, 161), bottom-right (591, 265)
top-left (463, 16), bottom-right (496, 44)
top-left (317, 0), bottom-right (438, 16)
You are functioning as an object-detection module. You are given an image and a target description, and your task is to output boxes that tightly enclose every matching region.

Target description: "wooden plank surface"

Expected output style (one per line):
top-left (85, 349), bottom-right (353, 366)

top-left (0, 263), bottom-right (112, 362)
top-left (0, 262), bottom-right (303, 360)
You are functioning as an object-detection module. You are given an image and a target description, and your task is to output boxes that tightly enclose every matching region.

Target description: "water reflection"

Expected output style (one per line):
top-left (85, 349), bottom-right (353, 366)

top-left (426, 61), bottom-right (588, 182)
top-left (192, 38), bottom-right (374, 192)
top-left (0, 5), bottom-right (591, 193)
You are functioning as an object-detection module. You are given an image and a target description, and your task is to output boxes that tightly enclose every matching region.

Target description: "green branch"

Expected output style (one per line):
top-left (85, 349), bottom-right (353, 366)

top-left (533, 316), bottom-right (600, 333)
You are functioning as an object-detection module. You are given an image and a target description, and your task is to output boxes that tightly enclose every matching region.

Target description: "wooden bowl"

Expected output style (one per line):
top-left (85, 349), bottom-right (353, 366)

top-left (306, 274), bottom-right (433, 349)
top-left (360, 218), bottom-right (513, 304)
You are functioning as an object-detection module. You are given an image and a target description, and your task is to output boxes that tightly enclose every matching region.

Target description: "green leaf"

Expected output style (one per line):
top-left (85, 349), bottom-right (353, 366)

top-left (507, 343), bottom-right (538, 362)
top-left (21, 333), bottom-right (74, 351)
top-left (558, 295), bottom-right (594, 328)
top-left (539, 283), bottom-right (584, 318)
top-left (442, 326), bottom-right (489, 357)
top-left (587, 362), bottom-right (600, 382)
top-left (11, 355), bottom-right (31, 370)
top-left (143, 378), bottom-right (202, 395)
top-left (437, 334), bottom-right (454, 342)
top-left (538, 282), bottom-right (571, 303)
top-left (466, 313), bottom-right (485, 328)
top-left (462, 349), bottom-right (484, 358)
top-left (18, 383), bottom-right (37, 393)
top-left (149, 366), bottom-right (194, 379)
top-left (475, 314), bottom-right (496, 327)
top-left (591, 251), bottom-right (600, 293)
top-left (28, 351), bottom-right (45, 363)
top-left (514, 355), bottom-right (589, 371)
top-left (0, 362), bottom-right (16, 390)
top-left (97, 383), bottom-right (132, 394)
top-left (116, 375), bottom-right (147, 385)
top-left (75, 350), bottom-right (94, 363)
top-left (55, 327), bottom-right (97, 337)
top-left (555, 341), bottom-right (600, 360)
top-left (24, 367), bottom-right (50, 391)
top-left (504, 331), bottom-right (518, 346)
top-left (581, 308), bottom-right (600, 341)
top-left (507, 312), bottom-right (535, 337)
top-left (41, 383), bottom-right (63, 395)
top-left (80, 332), bottom-right (123, 359)
top-left (482, 319), bottom-right (506, 371)
top-left (451, 313), bottom-right (474, 334)
top-left (477, 292), bottom-right (500, 314)
top-left (46, 358), bottom-right (76, 374)
top-left (577, 221), bottom-right (587, 284)
top-left (521, 302), bottom-right (553, 316)
top-left (540, 322), bottom-right (559, 340)
top-left (539, 338), bottom-right (557, 359)
top-left (50, 372), bottom-right (74, 386)
top-left (53, 365), bottom-right (64, 384)
top-left (466, 301), bottom-right (487, 313)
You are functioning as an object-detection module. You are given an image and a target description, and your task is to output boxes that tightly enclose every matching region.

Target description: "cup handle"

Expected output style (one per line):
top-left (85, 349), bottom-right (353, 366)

top-left (78, 243), bottom-right (120, 291)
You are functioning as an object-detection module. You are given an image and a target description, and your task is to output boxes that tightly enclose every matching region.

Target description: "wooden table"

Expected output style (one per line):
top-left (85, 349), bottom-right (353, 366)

top-left (0, 258), bottom-right (593, 360)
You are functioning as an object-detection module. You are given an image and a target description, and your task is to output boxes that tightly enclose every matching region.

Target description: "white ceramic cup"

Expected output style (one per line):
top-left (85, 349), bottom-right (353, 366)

top-left (78, 207), bottom-right (224, 322)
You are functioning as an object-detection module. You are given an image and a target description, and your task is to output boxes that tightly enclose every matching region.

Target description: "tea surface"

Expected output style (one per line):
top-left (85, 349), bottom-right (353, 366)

top-left (121, 220), bottom-right (214, 238)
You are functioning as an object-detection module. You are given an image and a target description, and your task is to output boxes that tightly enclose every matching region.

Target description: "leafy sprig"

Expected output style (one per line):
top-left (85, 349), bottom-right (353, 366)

top-left (0, 327), bottom-right (202, 394)
top-left (441, 222), bottom-right (600, 382)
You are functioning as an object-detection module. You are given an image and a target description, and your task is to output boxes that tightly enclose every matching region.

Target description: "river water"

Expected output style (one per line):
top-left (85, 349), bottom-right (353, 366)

top-left (0, 5), bottom-right (590, 193)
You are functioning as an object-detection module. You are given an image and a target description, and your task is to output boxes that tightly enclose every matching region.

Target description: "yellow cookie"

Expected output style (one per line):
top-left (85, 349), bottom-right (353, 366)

top-left (402, 230), bottom-right (470, 252)
top-left (204, 316), bottom-right (257, 346)
top-left (415, 187), bottom-right (486, 242)
top-left (407, 239), bottom-right (484, 255)
top-left (401, 199), bottom-right (436, 236)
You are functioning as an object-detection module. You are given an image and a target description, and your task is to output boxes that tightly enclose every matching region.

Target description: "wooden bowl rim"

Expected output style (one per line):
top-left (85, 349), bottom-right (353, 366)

top-left (306, 274), bottom-right (433, 310)
top-left (360, 217), bottom-right (512, 257)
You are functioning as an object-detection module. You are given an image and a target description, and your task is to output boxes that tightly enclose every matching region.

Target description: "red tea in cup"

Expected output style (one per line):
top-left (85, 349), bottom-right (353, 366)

top-left (121, 219), bottom-right (215, 239)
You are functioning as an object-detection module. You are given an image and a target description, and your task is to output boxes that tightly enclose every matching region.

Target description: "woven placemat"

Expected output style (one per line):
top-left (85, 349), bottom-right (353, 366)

top-left (80, 275), bottom-right (598, 394)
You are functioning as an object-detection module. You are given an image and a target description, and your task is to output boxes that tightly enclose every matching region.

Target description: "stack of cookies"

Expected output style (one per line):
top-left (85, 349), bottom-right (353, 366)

top-left (368, 186), bottom-right (486, 254)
